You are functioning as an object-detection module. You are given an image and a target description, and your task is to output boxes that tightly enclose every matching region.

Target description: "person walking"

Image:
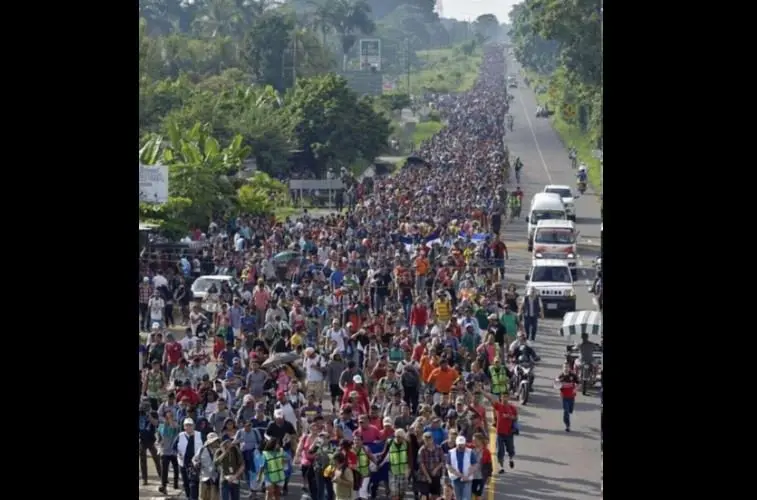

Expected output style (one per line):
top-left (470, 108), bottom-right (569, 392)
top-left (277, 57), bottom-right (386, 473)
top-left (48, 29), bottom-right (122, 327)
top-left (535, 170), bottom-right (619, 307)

top-left (139, 398), bottom-right (162, 486)
top-left (518, 288), bottom-right (544, 341)
top-left (158, 409), bottom-right (181, 494)
top-left (555, 365), bottom-right (579, 432)
top-left (445, 436), bottom-right (477, 500)
top-left (481, 391), bottom-right (517, 473)
top-left (417, 431), bottom-right (446, 500)
top-left (215, 438), bottom-right (246, 500)
top-left (195, 432), bottom-right (222, 500)
top-left (178, 417), bottom-right (204, 500)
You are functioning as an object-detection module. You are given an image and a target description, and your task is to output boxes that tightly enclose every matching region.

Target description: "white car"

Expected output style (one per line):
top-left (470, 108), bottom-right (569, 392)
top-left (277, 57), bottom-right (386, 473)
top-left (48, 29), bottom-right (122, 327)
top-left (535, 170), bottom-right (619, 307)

top-left (191, 275), bottom-right (239, 300)
top-left (532, 219), bottom-right (579, 274)
top-left (543, 184), bottom-right (576, 221)
top-left (525, 259), bottom-right (577, 315)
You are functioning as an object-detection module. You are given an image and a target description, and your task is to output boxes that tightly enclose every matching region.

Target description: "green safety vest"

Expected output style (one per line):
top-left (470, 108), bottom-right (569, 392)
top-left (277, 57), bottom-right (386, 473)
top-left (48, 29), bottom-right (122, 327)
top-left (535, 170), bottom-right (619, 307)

top-left (357, 448), bottom-right (370, 477)
top-left (388, 440), bottom-right (408, 476)
top-left (263, 450), bottom-right (285, 484)
top-left (489, 366), bottom-right (509, 395)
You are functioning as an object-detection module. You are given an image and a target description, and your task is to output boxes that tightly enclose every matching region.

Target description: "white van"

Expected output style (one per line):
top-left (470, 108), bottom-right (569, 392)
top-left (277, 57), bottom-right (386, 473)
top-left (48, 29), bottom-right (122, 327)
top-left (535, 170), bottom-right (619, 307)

top-left (527, 193), bottom-right (567, 251)
top-left (532, 219), bottom-right (578, 272)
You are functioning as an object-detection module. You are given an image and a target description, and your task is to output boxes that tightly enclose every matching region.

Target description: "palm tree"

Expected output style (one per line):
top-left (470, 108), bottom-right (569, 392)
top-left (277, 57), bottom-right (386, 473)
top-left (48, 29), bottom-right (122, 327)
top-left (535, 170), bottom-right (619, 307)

top-left (316, 0), bottom-right (375, 71)
top-left (193, 0), bottom-right (239, 38)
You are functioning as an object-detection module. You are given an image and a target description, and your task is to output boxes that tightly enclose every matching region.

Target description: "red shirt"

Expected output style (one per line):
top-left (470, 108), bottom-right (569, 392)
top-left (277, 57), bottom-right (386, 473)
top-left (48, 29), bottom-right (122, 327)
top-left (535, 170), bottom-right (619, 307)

top-left (410, 305), bottom-right (428, 326)
top-left (380, 427), bottom-right (395, 440)
top-left (344, 449), bottom-right (358, 469)
top-left (165, 342), bottom-right (183, 365)
top-left (341, 384), bottom-right (370, 410)
top-left (492, 402), bottom-right (518, 435)
top-left (467, 445), bottom-right (492, 464)
top-left (412, 343), bottom-right (425, 362)
top-left (176, 387), bottom-right (200, 406)
top-left (354, 424), bottom-right (382, 444)
top-left (559, 380), bottom-right (577, 399)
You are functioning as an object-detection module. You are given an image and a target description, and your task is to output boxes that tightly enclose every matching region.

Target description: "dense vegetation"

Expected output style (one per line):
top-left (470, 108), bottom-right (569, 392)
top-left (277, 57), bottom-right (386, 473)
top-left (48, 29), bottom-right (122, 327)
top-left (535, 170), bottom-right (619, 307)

top-left (139, 0), bottom-right (505, 234)
top-left (508, 0), bottom-right (602, 186)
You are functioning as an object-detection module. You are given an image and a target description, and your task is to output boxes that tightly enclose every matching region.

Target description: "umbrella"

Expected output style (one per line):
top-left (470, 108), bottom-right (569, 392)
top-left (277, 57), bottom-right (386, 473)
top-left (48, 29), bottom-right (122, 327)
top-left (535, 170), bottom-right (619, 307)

top-left (559, 310), bottom-right (602, 337)
top-left (405, 155), bottom-right (431, 167)
top-left (262, 352), bottom-right (300, 368)
top-left (273, 250), bottom-right (300, 264)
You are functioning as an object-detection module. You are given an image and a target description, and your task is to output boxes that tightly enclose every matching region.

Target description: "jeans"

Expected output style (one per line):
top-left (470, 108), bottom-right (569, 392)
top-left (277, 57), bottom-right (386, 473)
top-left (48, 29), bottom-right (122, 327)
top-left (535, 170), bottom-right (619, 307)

top-left (562, 397), bottom-right (575, 428)
top-left (302, 465), bottom-right (318, 498)
top-left (523, 316), bottom-right (538, 340)
top-left (452, 480), bottom-right (472, 500)
top-left (415, 275), bottom-right (427, 296)
top-left (139, 303), bottom-right (150, 330)
top-left (374, 293), bottom-right (386, 313)
top-left (181, 465), bottom-right (199, 499)
top-left (243, 450), bottom-right (258, 490)
top-left (139, 441), bottom-right (162, 481)
top-left (402, 298), bottom-right (412, 323)
top-left (495, 434), bottom-right (515, 464)
top-left (221, 482), bottom-right (240, 500)
top-left (160, 454), bottom-right (180, 488)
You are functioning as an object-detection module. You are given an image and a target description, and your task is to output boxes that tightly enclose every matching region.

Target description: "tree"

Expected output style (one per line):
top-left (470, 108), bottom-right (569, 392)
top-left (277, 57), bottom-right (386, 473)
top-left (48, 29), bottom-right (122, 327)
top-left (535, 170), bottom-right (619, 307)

top-left (474, 14), bottom-right (500, 40)
top-left (317, 0), bottom-right (376, 70)
top-left (281, 73), bottom-right (390, 176)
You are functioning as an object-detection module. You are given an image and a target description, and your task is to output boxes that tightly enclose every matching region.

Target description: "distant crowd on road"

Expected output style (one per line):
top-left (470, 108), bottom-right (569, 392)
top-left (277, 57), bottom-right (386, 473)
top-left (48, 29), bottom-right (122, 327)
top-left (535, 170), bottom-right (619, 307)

top-left (139, 44), bottom-right (537, 500)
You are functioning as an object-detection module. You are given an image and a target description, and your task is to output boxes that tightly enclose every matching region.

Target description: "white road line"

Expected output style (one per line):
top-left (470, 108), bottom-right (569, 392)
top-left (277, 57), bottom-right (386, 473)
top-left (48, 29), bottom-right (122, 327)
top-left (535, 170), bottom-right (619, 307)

top-left (516, 88), bottom-right (553, 184)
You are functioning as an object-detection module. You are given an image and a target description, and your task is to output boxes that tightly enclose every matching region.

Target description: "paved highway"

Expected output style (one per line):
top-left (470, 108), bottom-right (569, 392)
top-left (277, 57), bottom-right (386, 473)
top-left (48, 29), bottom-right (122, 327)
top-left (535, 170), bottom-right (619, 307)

top-left (486, 56), bottom-right (601, 500)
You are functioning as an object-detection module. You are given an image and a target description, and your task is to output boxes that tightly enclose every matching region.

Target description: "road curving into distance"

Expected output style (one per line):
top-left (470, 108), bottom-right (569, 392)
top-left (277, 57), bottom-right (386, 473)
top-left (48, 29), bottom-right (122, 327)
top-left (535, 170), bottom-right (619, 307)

top-left (485, 55), bottom-right (602, 500)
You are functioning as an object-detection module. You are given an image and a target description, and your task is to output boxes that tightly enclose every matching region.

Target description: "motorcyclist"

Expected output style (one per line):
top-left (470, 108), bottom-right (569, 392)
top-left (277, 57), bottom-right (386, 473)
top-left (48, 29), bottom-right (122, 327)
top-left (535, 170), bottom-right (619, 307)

top-left (577, 165), bottom-right (588, 183)
top-left (590, 270), bottom-right (603, 311)
top-left (573, 333), bottom-right (598, 376)
top-left (508, 333), bottom-right (537, 362)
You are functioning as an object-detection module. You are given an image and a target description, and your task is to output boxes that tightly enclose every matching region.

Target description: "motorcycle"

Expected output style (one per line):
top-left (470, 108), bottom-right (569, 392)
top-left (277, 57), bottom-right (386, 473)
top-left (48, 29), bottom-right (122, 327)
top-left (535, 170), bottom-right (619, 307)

top-left (579, 362), bottom-right (595, 395)
top-left (577, 180), bottom-right (587, 194)
top-left (513, 362), bottom-right (535, 405)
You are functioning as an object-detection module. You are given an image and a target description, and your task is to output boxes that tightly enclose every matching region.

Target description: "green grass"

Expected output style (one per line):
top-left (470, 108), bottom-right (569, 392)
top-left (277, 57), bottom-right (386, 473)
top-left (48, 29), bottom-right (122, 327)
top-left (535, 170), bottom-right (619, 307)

top-left (523, 70), bottom-right (602, 191)
top-left (409, 46), bottom-right (482, 95)
top-left (412, 121), bottom-right (444, 146)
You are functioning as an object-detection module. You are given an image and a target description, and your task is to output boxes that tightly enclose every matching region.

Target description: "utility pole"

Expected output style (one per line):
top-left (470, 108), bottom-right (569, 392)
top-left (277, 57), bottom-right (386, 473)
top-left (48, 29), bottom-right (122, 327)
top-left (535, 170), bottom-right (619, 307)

top-left (405, 38), bottom-right (411, 95)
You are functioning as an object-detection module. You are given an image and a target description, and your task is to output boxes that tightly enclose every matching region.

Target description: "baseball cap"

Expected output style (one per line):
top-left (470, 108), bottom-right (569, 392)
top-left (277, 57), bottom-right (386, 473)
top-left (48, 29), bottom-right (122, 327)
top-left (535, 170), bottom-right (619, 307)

top-left (455, 436), bottom-right (466, 445)
top-left (383, 417), bottom-right (393, 426)
top-left (353, 375), bottom-right (363, 384)
top-left (183, 418), bottom-right (195, 426)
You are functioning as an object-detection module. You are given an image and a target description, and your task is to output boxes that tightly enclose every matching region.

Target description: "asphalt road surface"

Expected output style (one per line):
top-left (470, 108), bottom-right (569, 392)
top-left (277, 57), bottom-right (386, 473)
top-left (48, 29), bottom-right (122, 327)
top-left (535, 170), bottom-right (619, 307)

top-left (486, 56), bottom-right (602, 500)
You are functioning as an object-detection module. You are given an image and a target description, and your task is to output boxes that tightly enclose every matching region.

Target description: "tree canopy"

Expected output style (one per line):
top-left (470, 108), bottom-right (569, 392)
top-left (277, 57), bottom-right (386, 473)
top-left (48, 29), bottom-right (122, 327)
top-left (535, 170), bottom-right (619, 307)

top-left (509, 0), bottom-right (601, 142)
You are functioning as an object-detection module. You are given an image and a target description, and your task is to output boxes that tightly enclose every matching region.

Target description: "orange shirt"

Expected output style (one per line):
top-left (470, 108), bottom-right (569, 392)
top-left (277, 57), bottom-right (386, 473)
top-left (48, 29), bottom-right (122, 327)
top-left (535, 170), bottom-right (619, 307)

top-left (420, 355), bottom-right (436, 383)
top-left (428, 366), bottom-right (459, 393)
top-left (415, 257), bottom-right (430, 276)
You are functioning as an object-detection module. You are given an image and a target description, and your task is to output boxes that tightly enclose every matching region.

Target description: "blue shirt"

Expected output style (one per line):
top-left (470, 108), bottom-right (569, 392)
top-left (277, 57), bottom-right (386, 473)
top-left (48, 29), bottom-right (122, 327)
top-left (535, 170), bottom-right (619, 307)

top-left (453, 449), bottom-right (478, 480)
top-left (330, 270), bottom-right (344, 288)
top-left (424, 426), bottom-right (447, 446)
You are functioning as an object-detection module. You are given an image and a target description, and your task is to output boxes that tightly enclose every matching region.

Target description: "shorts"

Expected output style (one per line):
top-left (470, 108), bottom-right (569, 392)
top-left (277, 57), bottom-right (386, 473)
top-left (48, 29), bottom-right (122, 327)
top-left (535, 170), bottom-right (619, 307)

top-left (330, 384), bottom-right (343, 400)
top-left (472, 479), bottom-right (487, 496)
top-left (417, 477), bottom-right (442, 496)
top-left (390, 473), bottom-right (409, 497)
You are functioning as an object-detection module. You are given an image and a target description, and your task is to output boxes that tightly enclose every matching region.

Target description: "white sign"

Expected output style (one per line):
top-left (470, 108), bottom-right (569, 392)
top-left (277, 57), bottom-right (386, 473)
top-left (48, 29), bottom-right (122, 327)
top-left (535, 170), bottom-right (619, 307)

top-left (139, 163), bottom-right (169, 204)
top-left (360, 39), bottom-right (381, 71)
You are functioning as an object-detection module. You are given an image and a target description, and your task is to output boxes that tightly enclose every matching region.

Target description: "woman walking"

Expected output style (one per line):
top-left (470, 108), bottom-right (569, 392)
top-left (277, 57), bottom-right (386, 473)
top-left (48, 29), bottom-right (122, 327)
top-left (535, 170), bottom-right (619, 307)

top-left (158, 410), bottom-right (181, 495)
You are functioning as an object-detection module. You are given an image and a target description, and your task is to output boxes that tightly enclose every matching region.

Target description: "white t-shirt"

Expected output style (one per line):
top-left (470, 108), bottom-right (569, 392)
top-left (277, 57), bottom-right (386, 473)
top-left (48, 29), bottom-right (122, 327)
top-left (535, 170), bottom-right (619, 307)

top-left (179, 335), bottom-right (196, 353)
top-left (149, 297), bottom-right (165, 320)
top-left (153, 274), bottom-right (168, 289)
top-left (303, 354), bottom-right (326, 382)
top-left (328, 328), bottom-right (347, 352)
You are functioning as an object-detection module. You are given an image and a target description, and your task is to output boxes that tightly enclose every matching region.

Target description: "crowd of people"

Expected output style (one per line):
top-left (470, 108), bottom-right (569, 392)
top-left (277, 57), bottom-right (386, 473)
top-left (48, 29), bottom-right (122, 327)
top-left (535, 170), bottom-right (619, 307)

top-left (138, 43), bottom-right (547, 500)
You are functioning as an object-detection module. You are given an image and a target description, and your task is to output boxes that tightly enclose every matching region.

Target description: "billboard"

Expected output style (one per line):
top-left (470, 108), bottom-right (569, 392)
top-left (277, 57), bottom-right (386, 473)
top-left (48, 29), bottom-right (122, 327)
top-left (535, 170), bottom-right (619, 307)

top-left (359, 39), bottom-right (381, 71)
top-left (139, 163), bottom-right (169, 204)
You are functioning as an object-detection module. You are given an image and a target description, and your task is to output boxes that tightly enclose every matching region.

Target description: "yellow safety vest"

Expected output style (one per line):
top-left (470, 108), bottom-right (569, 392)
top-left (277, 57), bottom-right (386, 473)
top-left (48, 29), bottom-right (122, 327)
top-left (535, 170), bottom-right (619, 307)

top-left (489, 366), bottom-right (508, 395)
top-left (357, 448), bottom-right (370, 477)
top-left (388, 440), bottom-right (408, 476)
top-left (262, 450), bottom-right (285, 484)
